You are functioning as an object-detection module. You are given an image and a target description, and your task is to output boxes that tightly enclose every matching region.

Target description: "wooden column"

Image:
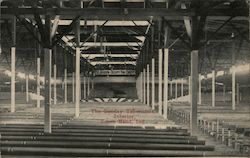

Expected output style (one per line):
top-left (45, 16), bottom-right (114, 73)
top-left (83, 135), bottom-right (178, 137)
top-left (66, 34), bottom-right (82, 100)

top-left (11, 17), bottom-right (16, 113)
top-left (163, 49), bottom-right (169, 119)
top-left (26, 74), bottom-right (29, 103)
top-left (181, 78), bottom-right (184, 97)
top-left (75, 19), bottom-right (81, 118)
top-left (140, 72), bottom-right (143, 102)
top-left (87, 76), bottom-right (90, 96)
top-left (64, 68), bottom-right (67, 103)
top-left (53, 64), bottom-right (57, 104)
top-left (232, 33), bottom-right (236, 110)
top-left (188, 76), bottom-right (191, 103)
top-left (198, 74), bottom-right (202, 104)
top-left (158, 49), bottom-right (163, 115)
top-left (83, 76), bottom-right (86, 99)
top-left (232, 66), bottom-right (236, 110)
top-left (147, 64), bottom-right (150, 106)
top-left (143, 68), bottom-right (146, 104)
top-left (37, 57), bottom-right (41, 108)
top-left (190, 50), bottom-right (198, 135)
top-left (44, 48), bottom-right (52, 133)
top-left (91, 77), bottom-right (94, 90)
top-left (151, 58), bottom-right (155, 110)
top-left (43, 13), bottom-right (52, 134)
top-left (212, 70), bottom-right (215, 107)
top-left (72, 72), bottom-right (75, 102)
top-left (75, 48), bottom-right (80, 117)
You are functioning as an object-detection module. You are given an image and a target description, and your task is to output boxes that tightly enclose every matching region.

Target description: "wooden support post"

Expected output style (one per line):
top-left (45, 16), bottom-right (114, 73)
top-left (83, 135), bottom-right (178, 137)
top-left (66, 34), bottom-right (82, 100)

top-left (158, 49), bottom-right (163, 115)
top-left (190, 50), bottom-right (198, 135)
top-left (64, 68), bottom-right (67, 103)
top-left (37, 58), bottom-right (41, 108)
top-left (75, 47), bottom-right (80, 118)
top-left (83, 76), bottom-right (86, 99)
top-left (151, 58), bottom-right (155, 110)
top-left (140, 72), bottom-right (143, 102)
top-left (43, 14), bottom-right (52, 133)
top-left (26, 74), bottom-right (29, 103)
top-left (181, 78), bottom-right (184, 97)
top-left (75, 18), bottom-right (80, 117)
top-left (91, 78), bottom-right (94, 90)
top-left (232, 66), bottom-right (236, 110)
top-left (44, 48), bottom-right (52, 133)
top-left (87, 76), bottom-right (90, 96)
top-left (143, 68), bottom-right (146, 104)
top-left (232, 35), bottom-right (236, 110)
top-left (72, 72), bottom-right (75, 102)
top-left (163, 49), bottom-right (169, 119)
top-left (10, 17), bottom-right (16, 113)
top-left (212, 70), bottom-right (215, 107)
top-left (198, 74), bottom-right (201, 104)
top-left (10, 16), bottom-right (16, 113)
top-left (53, 64), bottom-right (57, 104)
top-left (188, 76), bottom-right (191, 103)
top-left (147, 64), bottom-right (150, 106)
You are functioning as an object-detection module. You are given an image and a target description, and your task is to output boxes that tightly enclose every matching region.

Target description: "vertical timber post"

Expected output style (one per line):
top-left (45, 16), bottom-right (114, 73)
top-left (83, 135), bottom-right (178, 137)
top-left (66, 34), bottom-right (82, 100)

top-left (143, 69), bottom-right (146, 104)
top-left (190, 50), bottom-right (198, 135)
top-left (151, 58), bottom-right (155, 110)
top-left (158, 49), bottom-right (163, 115)
top-left (64, 68), bottom-right (67, 103)
top-left (75, 19), bottom-right (81, 118)
top-left (26, 74), bottom-right (29, 103)
top-left (140, 72), bottom-right (143, 102)
top-left (212, 70), bottom-right (215, 107)
top-left (236, 83), bottom-right (240, 104)
top-left (64, 51), bottom-right (68, 103)
top-left (72, 72), bottom-right (75, 102)
top-left (11, 17), bottom-right (16, 113)
top-left (147, 64), bottom-right (150, 106)
top-left (53, 64), bottom-right (57, 104)
top-left (198, 74), bottom-right (202, 104)
top-left (91, 77), bottom-right (94, 90)
top-left (87, 76), bottom-right (90, 96)
top-left (37, 57), bottom-right (41, 108)
top-left (83, 76), bottom-right (86, 99)
top-left (181, 78), bottom-right (184, 97)
top-left (190, 15), bottom-right (200, 135)
top-left (232, 35), bottom-right (236, 110)
top-left (163, 49), bottom-right (169, 119)
top-left (188, 76), bottom-right (191, 103)
top-left (44, 15), bottom-right (52, 133)
top-left (44, 48), bottom-right (52, 133)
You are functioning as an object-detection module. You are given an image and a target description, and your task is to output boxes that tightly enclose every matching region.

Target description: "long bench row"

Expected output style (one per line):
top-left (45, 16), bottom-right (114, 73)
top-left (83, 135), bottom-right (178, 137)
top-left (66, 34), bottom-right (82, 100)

top-left (0, 104), bottom-right (218, 157)
top-left (167, 104), bottom-right (250, 156)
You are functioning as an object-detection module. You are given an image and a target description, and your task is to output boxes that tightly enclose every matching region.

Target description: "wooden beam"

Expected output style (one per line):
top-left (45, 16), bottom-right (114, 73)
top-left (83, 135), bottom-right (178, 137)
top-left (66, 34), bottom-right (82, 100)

top-left (1, 8), bottom-right (248, 19)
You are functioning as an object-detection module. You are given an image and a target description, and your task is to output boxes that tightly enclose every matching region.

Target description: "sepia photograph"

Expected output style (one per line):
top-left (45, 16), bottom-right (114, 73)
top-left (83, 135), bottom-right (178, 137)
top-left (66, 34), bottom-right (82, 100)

top-left (0, 0), bottom-right (250, 157)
